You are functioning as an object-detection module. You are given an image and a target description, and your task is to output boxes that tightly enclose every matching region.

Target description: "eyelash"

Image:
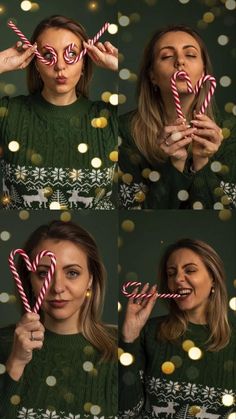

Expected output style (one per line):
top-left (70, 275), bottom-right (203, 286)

top-left (167, 269), bottom-right (196, 277)
top-left (35, 270), bottom-right (80, 280)
top-left (161, 54), bottom-right (197, 60)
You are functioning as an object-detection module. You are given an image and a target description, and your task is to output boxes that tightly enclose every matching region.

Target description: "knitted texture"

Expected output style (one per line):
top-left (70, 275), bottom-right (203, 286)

top-left (118, 111), bottom-right (236, 209)
top-left (119, 316), bottom-right (236, 418)
top-left (0, 325), bottom-right (117, 418)
top-left (0, 94), bottom-right (117, 209)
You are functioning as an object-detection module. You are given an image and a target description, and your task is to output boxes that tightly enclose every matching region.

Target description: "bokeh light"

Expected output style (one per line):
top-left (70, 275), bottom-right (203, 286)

top-left (20, 1), bottom-right (32, 11)
top-left (120, 352), bottom-right (134, 366)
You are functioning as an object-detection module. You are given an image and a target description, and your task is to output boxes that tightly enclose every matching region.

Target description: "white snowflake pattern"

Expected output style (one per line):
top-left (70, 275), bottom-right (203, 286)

top-left (69, 169), bottom-right (84, 182)
top-left (42, 410), bottom-right (60, 419)
top-left (165, 380), bottom-right (180, 394)
top-left (51, 167), bottom-right (66, 182)
top-left (17, 407), bottom-right (36, 419)
top-left (220, 181), bottom-right (236, 206)
top-left (89, 169), bottom-right (104, 184)
top-left (64, 414), bottom-right (81, 419)
top-left (149, 377), bottom-right (162, 392)
top-left (31, 167), bottom-right (48, 181)
top-left (15, 165), bottom-right (28, 180)
top-left (183, 382), bottom-right (198, 397)
top-left (221, 389), bottom-right (235, 397)
top-left (202, 386), bottom-right (217, 400)
top-left (119, 183), bottom-right (132, 201)
top-left (105, 167), bottom-right (115, 181)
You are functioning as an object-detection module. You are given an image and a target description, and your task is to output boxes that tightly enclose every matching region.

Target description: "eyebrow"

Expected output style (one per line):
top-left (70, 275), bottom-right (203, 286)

top-left (159, 45), bottom-right (199, 52)
top-left (167, 263), bottom-right (198, 270)
top-left (36, 263), bottom-right (83, 269)
top-left (41, 44), bottom-right (80, 51)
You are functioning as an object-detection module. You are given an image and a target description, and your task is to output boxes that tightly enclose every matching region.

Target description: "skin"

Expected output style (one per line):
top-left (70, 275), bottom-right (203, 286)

top-left (122, 248), bottom-right (213, 343)
top-left (6, 239), bottom-right (92, 381)
top-left (150, 31), bottom-right (222, 173)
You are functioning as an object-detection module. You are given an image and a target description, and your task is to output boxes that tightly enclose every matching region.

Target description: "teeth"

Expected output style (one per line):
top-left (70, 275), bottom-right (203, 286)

top-left (177, 289), bottom-right (192, 296)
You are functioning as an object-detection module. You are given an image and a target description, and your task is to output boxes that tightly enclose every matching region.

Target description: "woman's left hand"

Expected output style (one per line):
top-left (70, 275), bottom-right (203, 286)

top-left (191, 113), bottom-right (223, 171)
top-left (83, 41), bottom-right (118, 71)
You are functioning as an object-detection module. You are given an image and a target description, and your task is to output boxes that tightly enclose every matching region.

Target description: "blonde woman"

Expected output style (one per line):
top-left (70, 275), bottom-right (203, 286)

top-left (119, 239), bottom-right (235, 418)
top-left (119, 25), bottom-right (236, 209)
top-left (0, 220), bottom-right (117, 418)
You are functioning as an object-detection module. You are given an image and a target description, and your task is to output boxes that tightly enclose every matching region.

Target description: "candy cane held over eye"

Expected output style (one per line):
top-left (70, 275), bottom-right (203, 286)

top-left (170, 70), bottom-right (216, 118)
top-left (7, 20), bottom-right (56, 65)
top-left (8, 249), bottom-right (56, 313)
top-left (121, 281), bottom-right (181, 300)
top-left (64, 21), bottom-right (110, 64)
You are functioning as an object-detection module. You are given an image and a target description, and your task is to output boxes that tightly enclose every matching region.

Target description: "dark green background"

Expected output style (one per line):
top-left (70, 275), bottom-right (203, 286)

top-left (0, 209), bottom-right (118, 327)
top-left (0, 0), bottom-right (117, 100)
top-left (118, 0), bottom-right (236, 115)
top-left (119, 210), bottom-right (236, 323)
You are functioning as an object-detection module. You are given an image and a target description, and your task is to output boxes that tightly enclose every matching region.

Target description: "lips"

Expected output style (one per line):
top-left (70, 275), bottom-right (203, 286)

top-left (56, 77), bottom-right (67, 84)
top-left (48, 300), bottom-right (68, 308)
top-left (175, 288), bottom-right (193, 298)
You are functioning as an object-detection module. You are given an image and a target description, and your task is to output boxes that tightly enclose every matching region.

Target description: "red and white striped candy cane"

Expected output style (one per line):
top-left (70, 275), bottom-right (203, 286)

top-left (194, 74), bottom-right (216, 114)
top-left (8, 249), bottom-right (56, 313)
top-left (122, 281), bottom-right (180, 300)
top-left (65, 22), bottom-right (110, 64)
top-left (7, 20), bottom-right (55, 66)
top-left (43, 44), bottom-right (57, 66)
top-left (171, 71), bottom-right (194, 119)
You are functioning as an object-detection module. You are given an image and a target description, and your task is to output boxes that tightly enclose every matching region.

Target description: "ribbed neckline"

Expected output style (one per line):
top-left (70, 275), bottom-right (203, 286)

top-left (45, 328), bottom-right (89, 346)
top-left (30, 92), bottom-right (91, 118)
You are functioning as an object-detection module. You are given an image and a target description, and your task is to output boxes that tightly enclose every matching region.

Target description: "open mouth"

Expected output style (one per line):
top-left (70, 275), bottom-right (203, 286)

top-left (176, 288), bottom-right (193, 298)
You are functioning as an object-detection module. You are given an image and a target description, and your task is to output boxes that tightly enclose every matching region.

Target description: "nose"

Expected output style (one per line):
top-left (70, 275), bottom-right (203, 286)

top-left (172, 270), bottom-right (186, 284)
top-left (174, 55), bottom-right (185, 70)
top-left (50, 272), bottom-right (65, 294)
top-left (54, 53), bottom-right (66, 71)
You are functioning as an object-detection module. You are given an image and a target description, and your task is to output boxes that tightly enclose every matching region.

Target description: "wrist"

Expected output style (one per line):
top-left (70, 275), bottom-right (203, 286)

top-left (192, 156), bottom-right (209, 171)
top-left (6, 356), bottom-right (26, 381)
top-left (170, 157), bottom-right (185, 173)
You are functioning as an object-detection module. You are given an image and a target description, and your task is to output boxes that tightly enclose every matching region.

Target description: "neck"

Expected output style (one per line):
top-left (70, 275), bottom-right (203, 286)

top-left (187, 308), bottom-right (207, 325)
top-left (162, 91), bottom-right (195, 124)
top-left (44, 313), bottom-right (80, 335)
top-left (41, 88), bottom-right (77, 106)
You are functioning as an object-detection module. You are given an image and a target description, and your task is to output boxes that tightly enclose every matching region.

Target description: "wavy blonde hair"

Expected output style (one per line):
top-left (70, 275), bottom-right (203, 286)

top-left (132, 25), bottom-right (217, 165)
top-left (157, 238), bottom-right (231, 351)
top-left (17, 220), bottom-right (116, 361)
top-left (27, 15), bottom-right (93, 98)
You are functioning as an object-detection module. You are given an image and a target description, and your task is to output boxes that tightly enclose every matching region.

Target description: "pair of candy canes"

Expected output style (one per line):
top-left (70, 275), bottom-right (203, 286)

top-left (8, 250), bottom-right (179, 312)
top-left (8, 20), bottom-right (110, 66)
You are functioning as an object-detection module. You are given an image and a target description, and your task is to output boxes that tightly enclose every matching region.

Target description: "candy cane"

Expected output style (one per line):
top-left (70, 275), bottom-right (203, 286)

top-left (194, 74), bottom-right (216, 114)
top-left (8, 249), bottom-right (56, 313)
top-left (122, 281), bottom-right (181, 300)
top-left (43, 44), bottom-right (57, 66)
top-left (171, 71), bottom-right (193, 119)
top-left (7, 20), bottom-right (55, 66)
top-left (65, 22), bottom-right (110, 64)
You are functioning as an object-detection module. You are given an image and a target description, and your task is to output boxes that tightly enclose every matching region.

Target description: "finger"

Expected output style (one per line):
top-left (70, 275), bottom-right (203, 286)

top-left (18, 320), bottom-right (42, 334)
top-left (19, 313), bottom-right (40, 325)
top-left (127, 286), bottom-right (139, 305)
top-left (103, 41), bottom-right (118, 56)
top-left (19, 53), bottom-right (36, 69)
top-left (166, 127), bottom-right (197, 145)
top-left (192, 135), bottom-right (216, 148)
top-left (167, 137), bottom-right (192, 153)
top-left (193, 129), bottom-right (219, 143)
top-left (191, 119), bottom-right (219, 131)
top-left (28, 330), bottom-right (44, 342)
top-left (94, 41), bottom-right (106, 52)
top-left (141, 285), bottom-right (157, 307)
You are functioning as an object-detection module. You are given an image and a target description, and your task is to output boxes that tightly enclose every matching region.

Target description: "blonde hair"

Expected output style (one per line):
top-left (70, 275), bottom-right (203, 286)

top-left (27, 15), bottom-right (93, 98)
top-left (157, 238), bottom-right (231, 351)
top-left (132, 25), bottom-right (217, 165)
top-left (17, 220), bottom-right (116, 361)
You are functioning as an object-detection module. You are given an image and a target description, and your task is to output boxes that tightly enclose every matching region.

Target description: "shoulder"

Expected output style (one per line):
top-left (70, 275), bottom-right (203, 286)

top-left (0, 95), bottom-right (31, 112)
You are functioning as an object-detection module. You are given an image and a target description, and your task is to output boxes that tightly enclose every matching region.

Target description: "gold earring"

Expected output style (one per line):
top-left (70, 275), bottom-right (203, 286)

top-left (86, 289), bottom-right (91, 298)
top-left (211, 287), bottom-right (215, 294)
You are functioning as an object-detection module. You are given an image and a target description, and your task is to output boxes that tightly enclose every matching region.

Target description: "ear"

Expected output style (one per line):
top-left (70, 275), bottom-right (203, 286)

top-left (149, 69), bottom-right (158, 86)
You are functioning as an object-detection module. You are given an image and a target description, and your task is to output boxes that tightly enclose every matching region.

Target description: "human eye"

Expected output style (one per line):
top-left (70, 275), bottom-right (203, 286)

top-left (185, 267), bottom-right (197, 274)
top-left (36, 269), bottom-right (48, 279)
top-left (43, 52), bottom-right (53, 60)
top-left (68, 50), bottom-right (77, 58)
top-left (161, 55), bottom-right (174, 60)
top-left (66, 270), bottom-right (80, 279)
top-left (167, 270), bottom-right (175, 278)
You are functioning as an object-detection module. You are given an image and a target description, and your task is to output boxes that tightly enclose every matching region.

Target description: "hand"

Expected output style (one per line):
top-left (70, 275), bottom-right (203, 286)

top-left (83, 41), bottom-right (118, 71)
top-left (0, 42), bottom-right (37, 74)
top-left (6, 312), bottom-right (45, 381)
top-left (158, 118), bottom-right (197, 172)
top-left (191, 113), bottom-right (223, 171)
top-left (122, 284), bottom-right (158, 343)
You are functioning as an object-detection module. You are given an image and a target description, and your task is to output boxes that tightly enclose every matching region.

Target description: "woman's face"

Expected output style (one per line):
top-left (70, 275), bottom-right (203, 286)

top-left (150, 31), bottom-right (205, 97)
top-left (30, 239), bottom-right (92, 332)
top-left (166, 248), bottom-right (213, 323)
top-left (36, 28), bottom-right (84, 101)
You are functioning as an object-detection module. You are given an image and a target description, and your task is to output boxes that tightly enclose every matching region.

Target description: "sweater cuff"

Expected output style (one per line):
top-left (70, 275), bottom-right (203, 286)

top-left (0, 372), bottom-right (22, 413)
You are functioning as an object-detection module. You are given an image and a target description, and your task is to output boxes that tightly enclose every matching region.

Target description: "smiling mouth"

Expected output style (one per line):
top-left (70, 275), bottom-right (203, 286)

top-left (176, 288), bottom-right (193, 297)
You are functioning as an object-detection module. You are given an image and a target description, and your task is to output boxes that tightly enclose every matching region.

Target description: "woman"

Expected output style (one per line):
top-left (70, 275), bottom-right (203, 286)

top-left (0, 220), bottom-right (117, 418)
top-left (0, 15), bottom-right (118, 210)
top-left (119, 25), bottom-right (236, 209)
top-left (119, 239), bottom-right (235, 418)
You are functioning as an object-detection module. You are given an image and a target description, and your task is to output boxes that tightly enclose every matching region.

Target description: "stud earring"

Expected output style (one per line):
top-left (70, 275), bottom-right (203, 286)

top-left (211, 287), bottom-right (215, 294)
top-left (86, 289), bottom-right (91, 298)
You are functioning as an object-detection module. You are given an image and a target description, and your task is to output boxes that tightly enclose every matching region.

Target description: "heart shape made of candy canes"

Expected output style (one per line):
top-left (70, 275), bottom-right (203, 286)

top-left (171, 71), bottom-right (216, 119)
top-left (8, 249), bottom-right (56, 313)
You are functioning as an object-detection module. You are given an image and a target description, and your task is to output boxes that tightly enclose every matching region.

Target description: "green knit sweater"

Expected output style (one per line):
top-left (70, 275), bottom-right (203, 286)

top-left (0, 325), bottom-right (117, 419)
top-left (119, 316), bottom-right (236, 418)
top-left (119, 111), bottom-right (236, 209)
top-left (0, 93), bottom-right (117, 209)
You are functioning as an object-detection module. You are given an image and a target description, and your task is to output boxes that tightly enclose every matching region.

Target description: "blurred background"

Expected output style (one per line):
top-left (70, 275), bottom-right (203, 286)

top-left (119, 209), bottom-right (236, 324)
top-left (118, 0), bottom-right (236, 126)
top-left (0, 0), bottom-right (118, 102)
top-left (0, 209), bottom-right (118, 327)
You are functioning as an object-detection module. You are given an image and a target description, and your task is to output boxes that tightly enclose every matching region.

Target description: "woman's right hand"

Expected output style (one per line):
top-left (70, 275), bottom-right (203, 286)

top-left (6, 312), bottom-right (45, 381)
top-left (0, 42), bottom-right (37, 74)
top-left (122, 284), bottom-right (158, 343)
top-left (158, 118), bottom-right (197, 172)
